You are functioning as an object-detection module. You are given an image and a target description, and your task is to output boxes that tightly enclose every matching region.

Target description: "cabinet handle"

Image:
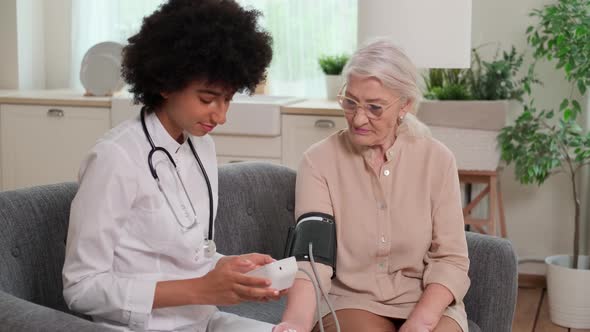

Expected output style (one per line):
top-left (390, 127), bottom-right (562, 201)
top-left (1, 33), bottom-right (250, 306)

top-left (314, 119), bottom-right (335, 129)
top-left (47, 109), bottom-right (64, 118)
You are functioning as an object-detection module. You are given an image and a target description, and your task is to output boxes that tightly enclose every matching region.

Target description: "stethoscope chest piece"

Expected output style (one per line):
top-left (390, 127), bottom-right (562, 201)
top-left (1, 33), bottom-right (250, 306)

top-left (203, 239), bottom-right (217, 258)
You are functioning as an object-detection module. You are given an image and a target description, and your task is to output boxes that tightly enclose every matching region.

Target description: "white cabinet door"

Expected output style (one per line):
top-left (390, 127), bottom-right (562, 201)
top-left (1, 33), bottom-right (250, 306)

top-left (212, 135), bottom-right (281, 159)
top-left (281, 114), bottom-right (347, 169)
top-left (0, 104), bottom-right (109, 190)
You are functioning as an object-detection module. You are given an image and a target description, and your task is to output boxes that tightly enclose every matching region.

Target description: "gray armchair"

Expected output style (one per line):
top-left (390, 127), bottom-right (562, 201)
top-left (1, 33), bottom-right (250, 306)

top-left (0, 162), bottom-right (517, 331)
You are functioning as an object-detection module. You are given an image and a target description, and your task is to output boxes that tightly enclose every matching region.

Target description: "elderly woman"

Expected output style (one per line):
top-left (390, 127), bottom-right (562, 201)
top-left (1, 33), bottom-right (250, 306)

top-left (275, 40), bottom-right (470, 332)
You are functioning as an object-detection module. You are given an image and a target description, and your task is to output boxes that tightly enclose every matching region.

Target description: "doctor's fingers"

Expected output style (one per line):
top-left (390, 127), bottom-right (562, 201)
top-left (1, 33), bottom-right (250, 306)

top-left (263, 288), bottom-right (288, 302)
top-left (221, 255), bottom-right (260, 273)
top-left (233, 283), bottom-right (279, 302)
top-left (233, 273), bottom-right (271, 288)
top-left (239, 253), bottom-right (275, 266)
top-left (225, 255), bottom-right (272, 274)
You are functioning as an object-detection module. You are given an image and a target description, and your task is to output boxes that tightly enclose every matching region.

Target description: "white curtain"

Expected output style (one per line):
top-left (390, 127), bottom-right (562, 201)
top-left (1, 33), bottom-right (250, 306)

top-left (238, 0), bottom-right (357, 97)
top-left (69, 0), bottom-right (165, 89)
top-left (70, 0), bottom-right (357, 97)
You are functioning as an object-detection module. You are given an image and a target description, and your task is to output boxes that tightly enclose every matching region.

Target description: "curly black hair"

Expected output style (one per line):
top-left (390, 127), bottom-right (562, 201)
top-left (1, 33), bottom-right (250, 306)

top-left (121, 0), bottom-right (273, 110)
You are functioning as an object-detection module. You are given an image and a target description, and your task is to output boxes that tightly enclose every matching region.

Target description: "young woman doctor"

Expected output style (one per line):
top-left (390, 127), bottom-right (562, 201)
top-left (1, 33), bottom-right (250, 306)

top-left (62, 1), bottom-right (279, 331)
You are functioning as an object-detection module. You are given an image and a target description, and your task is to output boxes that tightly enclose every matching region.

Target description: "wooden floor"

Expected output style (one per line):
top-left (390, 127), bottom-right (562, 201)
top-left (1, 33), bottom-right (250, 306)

top-left (512, 287), bottom-right (590, 332)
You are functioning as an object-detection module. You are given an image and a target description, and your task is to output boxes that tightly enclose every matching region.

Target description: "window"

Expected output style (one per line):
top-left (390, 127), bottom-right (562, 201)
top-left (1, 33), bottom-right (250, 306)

top-left (70, 0), bottom-right (166, 89)
top-left (70, 0), bottom-right (358, 97)
top-left (238, 0), bottom-right (357, 97)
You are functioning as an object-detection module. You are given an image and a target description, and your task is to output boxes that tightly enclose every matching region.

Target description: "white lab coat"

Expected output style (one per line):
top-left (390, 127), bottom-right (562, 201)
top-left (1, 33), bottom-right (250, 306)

top-left (62, 112), bottom-right (274, 331)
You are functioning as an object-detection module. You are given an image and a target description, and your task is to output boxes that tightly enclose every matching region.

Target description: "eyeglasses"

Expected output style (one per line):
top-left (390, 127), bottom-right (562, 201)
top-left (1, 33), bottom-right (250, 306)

top-left (337, 90), bottom-right (401, 119)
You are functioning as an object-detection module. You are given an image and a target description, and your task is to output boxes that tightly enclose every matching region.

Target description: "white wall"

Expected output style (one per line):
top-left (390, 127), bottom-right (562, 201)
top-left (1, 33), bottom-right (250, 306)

top-left (0, 0), bottom-right (19, 89)
top-left (16, 0), bottom-right (46, 89)
top-left (44, 0), bottom-right (72, 88)
top-left (358, 0), bottom-right (472, 68)
top-left (1, 0), bottom-right (48, 89)
top-left (0, 0), bottom-right (70, 89)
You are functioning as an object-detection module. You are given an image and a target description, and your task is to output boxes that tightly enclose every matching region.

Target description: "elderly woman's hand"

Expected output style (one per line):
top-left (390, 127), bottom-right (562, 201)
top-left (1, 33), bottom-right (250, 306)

top-left (273, 321), bottom-right (307, 332)
top-left (399, 318), bottom-right (432, 332)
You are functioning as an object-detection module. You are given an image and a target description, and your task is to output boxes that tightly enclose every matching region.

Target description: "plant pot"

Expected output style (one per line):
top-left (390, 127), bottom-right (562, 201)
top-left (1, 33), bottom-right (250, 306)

top-left (416, 100), bottom-right (521, 173)
top-left (417, 100), bottom-right (522, 131)
top-left (545, 255), bottom-right (590, 328)
top-left (324, 75), bottom-right (342, 100)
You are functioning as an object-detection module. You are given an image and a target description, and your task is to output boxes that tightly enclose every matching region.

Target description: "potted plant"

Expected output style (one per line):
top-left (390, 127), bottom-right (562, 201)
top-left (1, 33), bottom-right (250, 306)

top-left (318, 54), bottom-right (349, 100)
top-left (498, 0), bottom-right (590, 328)
top-left (419, 46), bottom-right (538, 131)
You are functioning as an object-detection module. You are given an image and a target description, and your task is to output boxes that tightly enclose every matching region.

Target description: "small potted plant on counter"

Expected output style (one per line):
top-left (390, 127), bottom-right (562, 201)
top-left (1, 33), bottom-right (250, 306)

top-left (318, 54), bottom-right (349, 100)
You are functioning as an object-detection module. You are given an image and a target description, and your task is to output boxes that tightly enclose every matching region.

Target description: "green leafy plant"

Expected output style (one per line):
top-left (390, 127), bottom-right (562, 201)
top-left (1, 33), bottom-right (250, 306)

top-left (498, 0), bottom-right (590, 269)
top-left (424, 68), bottom-right (471, 100)
top-left (469, 46), bottom-right (539, 101)
top-left (423, 46), bottom-right (539, 101)
top-left (318, 54), bottom-right (349, 75)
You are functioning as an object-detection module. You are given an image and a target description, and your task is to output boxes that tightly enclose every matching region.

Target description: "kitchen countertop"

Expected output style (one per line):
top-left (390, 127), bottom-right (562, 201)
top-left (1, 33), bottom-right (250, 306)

top-left (0, 89), bottom-right (115, 108)
top-left (280, 99), bottom-right (343, 116)
top-left (0, 90), bottom-right (16, 97)
top-left (0, 90), bottom-right (343, 116)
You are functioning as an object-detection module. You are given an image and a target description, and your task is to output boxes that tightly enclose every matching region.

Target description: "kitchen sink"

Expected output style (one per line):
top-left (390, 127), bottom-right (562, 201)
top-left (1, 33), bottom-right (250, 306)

top-left (111, 93), bottom-right (302, 136)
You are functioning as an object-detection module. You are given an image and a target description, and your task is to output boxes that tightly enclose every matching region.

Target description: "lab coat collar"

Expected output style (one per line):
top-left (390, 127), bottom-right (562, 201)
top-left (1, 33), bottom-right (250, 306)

top-left (146, 111), bottom-right (189, 153)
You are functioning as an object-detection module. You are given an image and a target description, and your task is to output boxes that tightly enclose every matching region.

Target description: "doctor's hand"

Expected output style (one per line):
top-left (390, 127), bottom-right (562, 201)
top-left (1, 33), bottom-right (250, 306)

top-left (229, 253), bottom-right (276, 270)
top-left (195, 254), bottom-right (280, 305)
top-left (219, 254), bottom-right (288, 301)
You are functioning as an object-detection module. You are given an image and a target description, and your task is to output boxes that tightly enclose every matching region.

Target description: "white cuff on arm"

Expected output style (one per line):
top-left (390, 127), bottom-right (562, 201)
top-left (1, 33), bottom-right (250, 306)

top-left (124, 279), bottom-right (157, 331)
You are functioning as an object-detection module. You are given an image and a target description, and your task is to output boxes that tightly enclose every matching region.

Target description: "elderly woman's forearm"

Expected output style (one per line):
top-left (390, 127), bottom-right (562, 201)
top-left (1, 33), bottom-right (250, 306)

top-left (407, 283), bottom-right (454, 329)
top-left (281, 279), bottom-right (318, 331)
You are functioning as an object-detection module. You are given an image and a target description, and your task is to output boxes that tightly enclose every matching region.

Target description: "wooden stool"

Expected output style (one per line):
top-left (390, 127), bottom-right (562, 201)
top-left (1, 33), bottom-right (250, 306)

top-left (459, 169), bottom-right (507, 238)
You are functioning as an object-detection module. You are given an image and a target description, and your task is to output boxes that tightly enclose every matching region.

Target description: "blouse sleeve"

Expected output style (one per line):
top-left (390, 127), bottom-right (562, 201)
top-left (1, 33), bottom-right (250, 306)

top-left (422, 155), bottom-right (471, 303)
top-left (293, 153), bottom-right (334, 293)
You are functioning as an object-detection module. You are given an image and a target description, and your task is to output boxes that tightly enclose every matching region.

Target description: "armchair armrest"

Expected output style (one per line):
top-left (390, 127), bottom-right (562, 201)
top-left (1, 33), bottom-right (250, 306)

top-left (464, 232), bottom-right (518, 332)
top-left (0, 291), bottom-right (116, 332)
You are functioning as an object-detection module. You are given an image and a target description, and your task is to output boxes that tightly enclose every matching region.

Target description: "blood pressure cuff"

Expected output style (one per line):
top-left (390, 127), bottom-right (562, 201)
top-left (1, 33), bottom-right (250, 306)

top-left (284, 212), bottom-right (337, 279)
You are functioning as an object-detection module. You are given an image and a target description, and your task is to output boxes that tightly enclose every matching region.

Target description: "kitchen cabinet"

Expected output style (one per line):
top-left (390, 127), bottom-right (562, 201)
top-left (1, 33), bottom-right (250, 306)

top-left (281, 114), bottom-right (347, 169)
top-left (212, 134), bottom-right (282, 165)
top-left (0, 103), bottom-right (109, 190)
top-left (0, 91), bottom-right (345, 190)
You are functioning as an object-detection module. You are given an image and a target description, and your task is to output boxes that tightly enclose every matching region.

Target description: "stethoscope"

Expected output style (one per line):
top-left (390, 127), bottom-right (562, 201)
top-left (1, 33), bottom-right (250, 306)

top-left (140, 107), bottom-right (216, 258)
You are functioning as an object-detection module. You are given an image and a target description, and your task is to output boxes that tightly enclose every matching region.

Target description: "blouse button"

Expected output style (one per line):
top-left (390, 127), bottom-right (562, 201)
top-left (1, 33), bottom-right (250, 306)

top-left (383, 169), bottom-right (390, 176)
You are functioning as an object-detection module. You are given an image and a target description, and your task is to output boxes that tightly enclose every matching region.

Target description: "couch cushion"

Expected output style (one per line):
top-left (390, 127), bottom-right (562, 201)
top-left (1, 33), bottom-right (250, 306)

top-left (215, 162), bottom-right (297, 259)
top-left (468, 320), bottom-right (481, 332)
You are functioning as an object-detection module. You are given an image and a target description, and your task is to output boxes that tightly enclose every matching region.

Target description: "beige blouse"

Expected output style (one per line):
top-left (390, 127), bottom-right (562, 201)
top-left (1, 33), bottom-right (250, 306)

top-left (294, 129), bottom-right (470, 331)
